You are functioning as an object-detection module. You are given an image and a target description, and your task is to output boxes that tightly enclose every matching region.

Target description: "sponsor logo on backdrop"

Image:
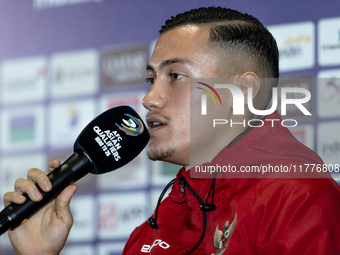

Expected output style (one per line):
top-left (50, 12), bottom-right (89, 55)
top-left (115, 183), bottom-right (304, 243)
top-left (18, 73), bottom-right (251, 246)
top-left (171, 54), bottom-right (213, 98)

top-left (48, 99), bottom-right (96, 148)
top-left (317, 122), bottom-right (340, 167)
top-left (67, 196), bottom-right (95, 242)
top-left (101, 45), bottom-right (148, 88)
top-left (317, 70), bottom-right (340, 118)
top-left (268, 22), bottom-right (314, 72)
top-left (68, 106), bottom-right (79, 127)
top-left (33, 0), bottom-right (104, 10)
top-left (322, 141), bottom-right (340, 157)
top-left (9, 115), bottom-right (35, 142)
top-left (318, 17), bottom-right (340, 66)
top-left (0, 107), bottom-right (45, 151)
top-left (0, 56), bottom-right (47, 104)
top-left (50, 49), bottom-right (98, 98)
top-left (281, 35), bottom-right (312, 58)
top-left (98, 193), bottom-right (146, 239)
top-left (320, 77), bottom-right (340, 104)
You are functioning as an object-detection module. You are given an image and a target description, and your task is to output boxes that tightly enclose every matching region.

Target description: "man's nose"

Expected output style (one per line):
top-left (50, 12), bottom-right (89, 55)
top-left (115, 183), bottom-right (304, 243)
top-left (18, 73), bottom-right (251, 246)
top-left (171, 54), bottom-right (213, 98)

top-left (142, 81), bottom-right (166, 110)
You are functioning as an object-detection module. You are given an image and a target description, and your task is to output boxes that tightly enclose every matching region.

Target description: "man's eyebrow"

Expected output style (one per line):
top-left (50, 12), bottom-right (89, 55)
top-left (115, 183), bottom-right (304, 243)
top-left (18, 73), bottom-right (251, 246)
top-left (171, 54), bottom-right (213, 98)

top-left (146, 58), bottom-right (192, 72)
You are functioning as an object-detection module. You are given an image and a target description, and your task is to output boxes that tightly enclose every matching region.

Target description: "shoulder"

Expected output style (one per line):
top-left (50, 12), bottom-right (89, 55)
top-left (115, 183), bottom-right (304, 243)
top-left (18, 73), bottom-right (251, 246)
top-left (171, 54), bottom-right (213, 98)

top-left (256, 177), bottom-right (340, 202)
top-left (250, 177), bottom-right (340, 221)
top-left (248, 178), bottom-right (340, 254)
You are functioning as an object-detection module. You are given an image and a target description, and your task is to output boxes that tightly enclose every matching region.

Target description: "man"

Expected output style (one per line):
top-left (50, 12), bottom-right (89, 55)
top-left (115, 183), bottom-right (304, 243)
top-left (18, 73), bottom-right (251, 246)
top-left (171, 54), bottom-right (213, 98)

top-left (4, 7), bottom-right (340, 255)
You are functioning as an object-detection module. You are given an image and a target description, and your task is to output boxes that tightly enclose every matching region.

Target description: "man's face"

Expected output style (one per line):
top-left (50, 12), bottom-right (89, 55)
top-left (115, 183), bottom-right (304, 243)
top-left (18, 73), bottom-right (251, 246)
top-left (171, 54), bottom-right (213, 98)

top-left (143, 25), bottom-right (226, 168)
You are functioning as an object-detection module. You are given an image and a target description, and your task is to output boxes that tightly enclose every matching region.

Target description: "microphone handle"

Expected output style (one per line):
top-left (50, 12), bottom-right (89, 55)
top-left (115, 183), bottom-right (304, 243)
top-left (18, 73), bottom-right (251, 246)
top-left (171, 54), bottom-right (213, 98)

top-left (0, 151), bottom-right (93, 235)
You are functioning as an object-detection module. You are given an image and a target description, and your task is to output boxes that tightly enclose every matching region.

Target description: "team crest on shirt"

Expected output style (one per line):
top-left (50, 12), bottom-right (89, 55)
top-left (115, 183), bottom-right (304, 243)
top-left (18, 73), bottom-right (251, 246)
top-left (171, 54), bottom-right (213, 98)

top-left (212, 214), bottom-right (237, 255)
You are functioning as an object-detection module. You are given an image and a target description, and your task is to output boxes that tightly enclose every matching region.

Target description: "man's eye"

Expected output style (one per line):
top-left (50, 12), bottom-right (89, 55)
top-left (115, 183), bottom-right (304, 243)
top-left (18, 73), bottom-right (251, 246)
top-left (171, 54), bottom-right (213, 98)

top-left (146, 78), bottom-right (155, 85)
top-left (170, 73), bottom-right (183, 80)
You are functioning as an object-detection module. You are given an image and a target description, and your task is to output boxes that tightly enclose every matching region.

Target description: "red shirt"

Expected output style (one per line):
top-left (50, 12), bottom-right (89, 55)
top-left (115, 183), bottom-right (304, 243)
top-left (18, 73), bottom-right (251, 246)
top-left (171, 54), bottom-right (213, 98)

top-left (123, 112), bottom-right (340, 254)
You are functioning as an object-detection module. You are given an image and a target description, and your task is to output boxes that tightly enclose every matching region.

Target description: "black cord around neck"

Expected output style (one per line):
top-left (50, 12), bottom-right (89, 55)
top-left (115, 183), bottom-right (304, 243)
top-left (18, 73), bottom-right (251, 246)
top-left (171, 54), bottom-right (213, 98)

top-left (201, 174), bottom-right (217, 212)
top-left (148, 178), bottom-right (175, 229)
top-left (147, 175), bottom-right (217, 254)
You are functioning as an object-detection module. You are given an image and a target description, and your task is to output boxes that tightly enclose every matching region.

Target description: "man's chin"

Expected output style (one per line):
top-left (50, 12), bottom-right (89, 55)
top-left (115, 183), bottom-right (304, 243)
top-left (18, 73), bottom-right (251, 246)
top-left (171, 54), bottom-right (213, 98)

top-left (147, 147), bottom-right (175, 161)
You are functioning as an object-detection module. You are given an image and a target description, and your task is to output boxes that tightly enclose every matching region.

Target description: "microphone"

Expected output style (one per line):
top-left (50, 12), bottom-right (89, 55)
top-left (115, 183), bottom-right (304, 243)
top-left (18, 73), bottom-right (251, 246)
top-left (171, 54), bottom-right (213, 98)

top-left (0, 105), bottom-right (150, 235)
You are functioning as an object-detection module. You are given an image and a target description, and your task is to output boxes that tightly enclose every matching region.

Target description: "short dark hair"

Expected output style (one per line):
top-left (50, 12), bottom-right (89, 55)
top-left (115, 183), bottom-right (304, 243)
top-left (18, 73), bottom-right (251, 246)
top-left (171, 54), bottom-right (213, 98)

top-left (160, 7), bottom-right (279, 79)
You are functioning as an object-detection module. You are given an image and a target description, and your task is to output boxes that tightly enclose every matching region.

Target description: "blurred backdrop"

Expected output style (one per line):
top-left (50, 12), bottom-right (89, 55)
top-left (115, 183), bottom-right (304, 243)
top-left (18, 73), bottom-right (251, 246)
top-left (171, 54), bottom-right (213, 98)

top-left (0, 1), bottom-right (339, 254)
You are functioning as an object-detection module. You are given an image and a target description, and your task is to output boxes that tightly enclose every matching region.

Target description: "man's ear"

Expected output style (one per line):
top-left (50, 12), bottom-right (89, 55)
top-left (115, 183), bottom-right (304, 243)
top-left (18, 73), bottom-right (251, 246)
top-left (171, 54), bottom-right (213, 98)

top-left (239, 72), bottom-right (260, 106)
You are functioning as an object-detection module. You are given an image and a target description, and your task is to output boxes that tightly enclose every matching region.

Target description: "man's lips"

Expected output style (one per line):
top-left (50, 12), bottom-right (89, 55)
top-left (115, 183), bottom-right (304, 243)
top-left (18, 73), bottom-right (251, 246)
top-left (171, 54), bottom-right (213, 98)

top-left (146, 115), bottom-right (168, 131)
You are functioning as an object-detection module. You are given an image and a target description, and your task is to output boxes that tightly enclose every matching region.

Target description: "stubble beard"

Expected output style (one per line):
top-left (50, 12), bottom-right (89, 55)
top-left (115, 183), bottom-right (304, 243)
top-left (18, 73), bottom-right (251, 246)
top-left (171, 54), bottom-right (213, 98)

top-left (147, 146), bottom-right (175, 161)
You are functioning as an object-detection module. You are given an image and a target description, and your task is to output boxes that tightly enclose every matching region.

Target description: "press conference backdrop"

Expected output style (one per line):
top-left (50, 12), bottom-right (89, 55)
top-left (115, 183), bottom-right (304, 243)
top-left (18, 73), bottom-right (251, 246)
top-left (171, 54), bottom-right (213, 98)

top-left (0, 1), bottom-right (339, 254)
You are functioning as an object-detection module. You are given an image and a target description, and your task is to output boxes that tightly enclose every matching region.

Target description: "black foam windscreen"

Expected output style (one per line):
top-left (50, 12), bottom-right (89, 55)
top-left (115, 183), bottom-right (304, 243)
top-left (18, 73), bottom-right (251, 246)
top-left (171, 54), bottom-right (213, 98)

top-left (74, 105), bottom-right (150, 174)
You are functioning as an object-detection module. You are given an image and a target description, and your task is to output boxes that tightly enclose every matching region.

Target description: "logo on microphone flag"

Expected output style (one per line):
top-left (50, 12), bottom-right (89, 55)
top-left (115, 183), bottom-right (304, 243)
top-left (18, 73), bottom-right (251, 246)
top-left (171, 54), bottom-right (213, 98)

top-left (116, 113), bottom-right (145, 136)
